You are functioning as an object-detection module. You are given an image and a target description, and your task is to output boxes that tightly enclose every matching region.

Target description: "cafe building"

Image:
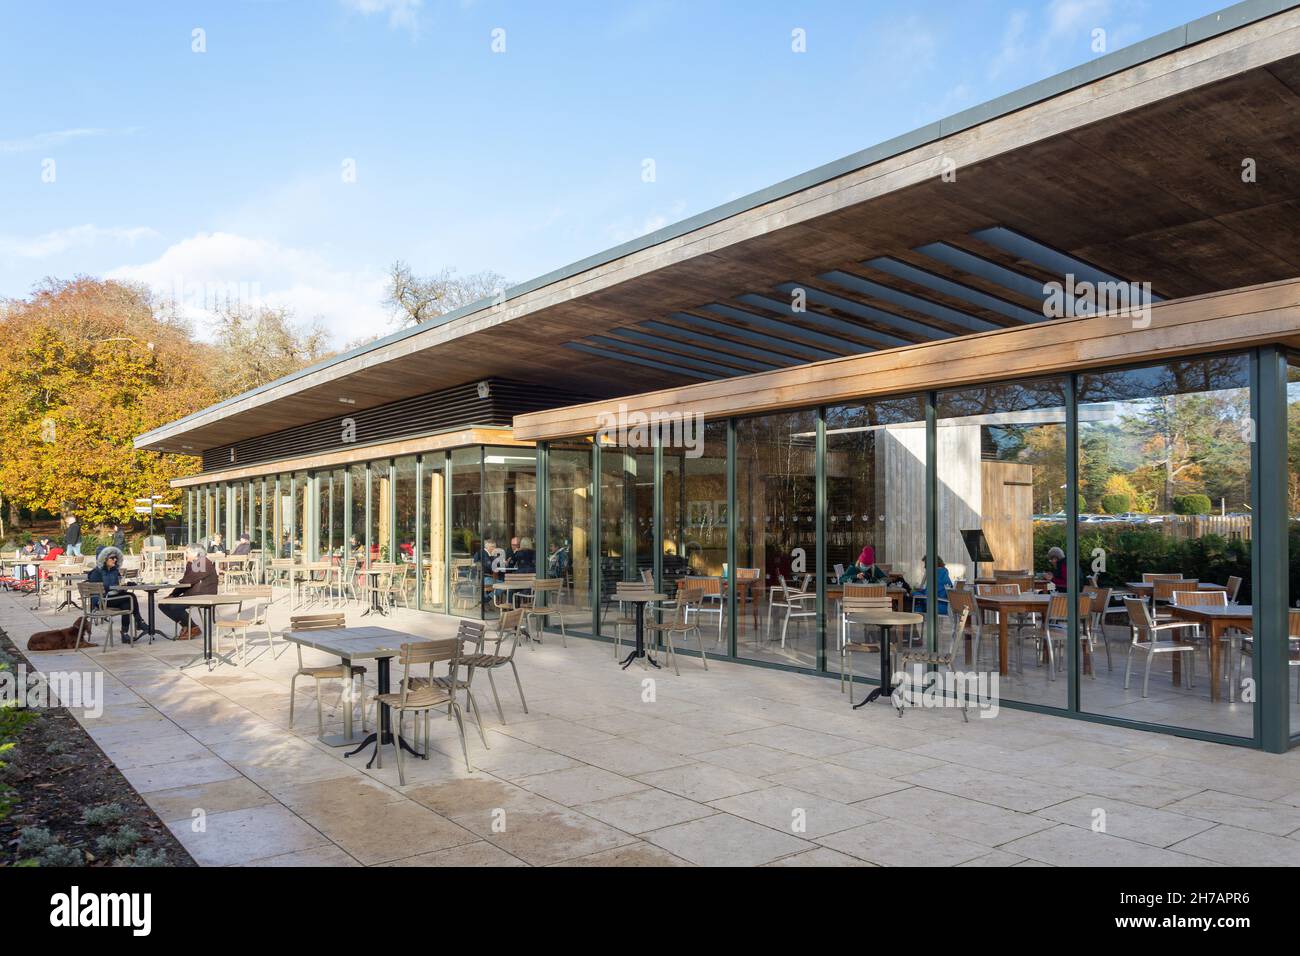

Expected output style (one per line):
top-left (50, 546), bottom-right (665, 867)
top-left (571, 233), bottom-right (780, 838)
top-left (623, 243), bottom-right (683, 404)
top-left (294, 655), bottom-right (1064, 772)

top-left (137, 0), bottom-right (1300, 751)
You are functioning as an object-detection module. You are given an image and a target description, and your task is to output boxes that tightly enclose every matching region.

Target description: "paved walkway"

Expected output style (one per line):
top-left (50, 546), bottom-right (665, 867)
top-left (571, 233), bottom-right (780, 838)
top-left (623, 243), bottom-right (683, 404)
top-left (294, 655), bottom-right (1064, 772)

top-left (5, 590), bottom-right (1300, 866)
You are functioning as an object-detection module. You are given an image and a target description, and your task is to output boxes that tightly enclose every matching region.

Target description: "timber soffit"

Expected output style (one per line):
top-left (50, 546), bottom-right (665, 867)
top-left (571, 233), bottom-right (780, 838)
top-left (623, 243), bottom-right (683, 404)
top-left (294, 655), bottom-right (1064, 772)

top-left (510, 278), bottom-right (1300, 441)
top-left (134, 0), bottom-right (1298, 450)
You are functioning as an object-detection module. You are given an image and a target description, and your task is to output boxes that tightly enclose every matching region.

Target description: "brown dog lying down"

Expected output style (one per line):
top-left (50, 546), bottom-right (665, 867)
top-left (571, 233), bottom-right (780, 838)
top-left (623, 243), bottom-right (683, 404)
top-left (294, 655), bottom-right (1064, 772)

top-left (27, 618), bottom-right (94, 651)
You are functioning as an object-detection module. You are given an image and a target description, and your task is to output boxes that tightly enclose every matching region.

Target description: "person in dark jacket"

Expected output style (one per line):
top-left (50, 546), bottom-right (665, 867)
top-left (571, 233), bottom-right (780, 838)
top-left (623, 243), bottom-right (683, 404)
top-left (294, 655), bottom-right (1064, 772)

top-left (231, 533), bottom-right (252, 556)
top-left (160, 546), bottom-right (219, 639)
top-left (110, 522), bottom-right (126, 550)
top-left (64, 514), bottom-right (82, 557)
top-left (86, 546), bottom-right (148, 642)
top-left (207, 532), bottom-right (227, 555)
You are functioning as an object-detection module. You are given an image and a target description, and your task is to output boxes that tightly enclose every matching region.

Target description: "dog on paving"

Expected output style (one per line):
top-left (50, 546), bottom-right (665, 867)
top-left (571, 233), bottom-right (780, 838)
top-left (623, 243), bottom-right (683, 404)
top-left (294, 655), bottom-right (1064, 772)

top-left (26, 618), bottom-right (94, 651)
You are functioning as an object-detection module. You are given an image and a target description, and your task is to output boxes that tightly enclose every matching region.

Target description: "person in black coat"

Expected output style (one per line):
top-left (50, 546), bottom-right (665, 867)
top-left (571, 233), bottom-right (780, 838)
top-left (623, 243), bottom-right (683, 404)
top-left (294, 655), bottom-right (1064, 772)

top-left (110, 522), bottom-right (126, 550)
top-left (86, 547), bottom-right (147, 642)
top-left (64, 514), bottom-right (82, 557)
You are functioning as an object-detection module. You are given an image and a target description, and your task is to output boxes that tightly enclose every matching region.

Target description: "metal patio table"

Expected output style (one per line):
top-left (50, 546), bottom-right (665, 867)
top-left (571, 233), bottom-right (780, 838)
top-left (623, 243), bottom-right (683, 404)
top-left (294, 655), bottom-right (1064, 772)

top-left (619, 592), bottom-right (667, 669)
top-left (281, 626), bottom-right (434, 757)
top-left (158, 593), bottom-right (245, 669)
top-left (846, 608), bottom-right (923, 709)
top-left (118, 581), bottom-right (181, 641)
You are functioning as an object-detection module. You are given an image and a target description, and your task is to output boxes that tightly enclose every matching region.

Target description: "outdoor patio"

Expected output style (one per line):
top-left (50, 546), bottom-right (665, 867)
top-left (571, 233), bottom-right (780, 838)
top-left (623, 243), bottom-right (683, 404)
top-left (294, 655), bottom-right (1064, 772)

top-left (7, 589), bottom-right (1300, 867)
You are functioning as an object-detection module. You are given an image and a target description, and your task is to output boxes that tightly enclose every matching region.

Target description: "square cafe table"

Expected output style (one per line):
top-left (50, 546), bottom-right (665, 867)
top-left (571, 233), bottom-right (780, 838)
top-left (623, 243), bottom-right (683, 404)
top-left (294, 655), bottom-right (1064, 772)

top-left (1165, 604), bottom-right (1252, 702)
top-left (158, 593), bottom-right (246, 669)
top-left (972, 591), bottom-right (1053, 675)
top-left (281, 626), bottom-right (435, 758)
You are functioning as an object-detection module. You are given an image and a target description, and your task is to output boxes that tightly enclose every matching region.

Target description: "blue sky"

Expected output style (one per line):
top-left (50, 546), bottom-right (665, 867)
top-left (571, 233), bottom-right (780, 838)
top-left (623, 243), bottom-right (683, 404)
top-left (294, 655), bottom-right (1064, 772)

top-left (0, 0), bottom-right (1227, 344)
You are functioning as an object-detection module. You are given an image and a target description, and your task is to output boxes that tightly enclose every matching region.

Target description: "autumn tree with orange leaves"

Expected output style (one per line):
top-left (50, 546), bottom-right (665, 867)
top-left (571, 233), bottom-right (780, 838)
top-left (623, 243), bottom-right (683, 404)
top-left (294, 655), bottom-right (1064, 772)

top-left (0, 277), bottom-right (218, 529)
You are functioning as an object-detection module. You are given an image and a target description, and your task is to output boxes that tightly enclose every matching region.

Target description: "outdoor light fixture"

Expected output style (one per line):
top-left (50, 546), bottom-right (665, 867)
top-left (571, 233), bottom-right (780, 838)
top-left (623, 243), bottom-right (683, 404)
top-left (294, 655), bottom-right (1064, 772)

top-left (338, 397), bottom-right (356, 405)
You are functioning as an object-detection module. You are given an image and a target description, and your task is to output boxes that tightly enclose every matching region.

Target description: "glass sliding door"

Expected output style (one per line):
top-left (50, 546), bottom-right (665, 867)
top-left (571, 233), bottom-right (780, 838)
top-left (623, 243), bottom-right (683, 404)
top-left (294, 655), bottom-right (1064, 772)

top-left (735, 410), bottom-right (819, 668)
top-left (597, 444), bottom-right (654, 637)
top-left (394, 456), bottom-right (418, 607)
top-left (369, 461), bottom-right (392, 568)
top-left (484, 447), bottom-right (538, 576)
top-left (1078, 355), bottom-right (1253, 736)
top-left (546, 442), bottom-right (593, 637)
top-left (825, 395), bottom-right (927, 674)
top-left (1287, 354), bottom-right (1300, 737)
top-left (451, 448), bottom-right (485, 618)
top-left (936, 377), bottom-right (1069, 709)
top-left (348, 463), bottom-right (366, 567)
top-left (317, 468), bottom-right (344, 558)
top-left (423, 454), bottom-right (447, 612)
top-left (662, 422), bottom-right (728, 646)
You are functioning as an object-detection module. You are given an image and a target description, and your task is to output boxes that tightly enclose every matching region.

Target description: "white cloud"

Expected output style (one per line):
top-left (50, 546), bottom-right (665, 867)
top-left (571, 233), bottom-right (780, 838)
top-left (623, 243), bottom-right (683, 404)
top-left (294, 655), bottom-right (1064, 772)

top-left (989, 10), bottom-right (1030, 79)
top-left (0, 225), bottom-right (158, 258)
top-left (0, 127), bottom-right (132, 154)
top-left (106, 232), bottom-right (389, 345)
top-left (340, 0), bottom-right (423, 33)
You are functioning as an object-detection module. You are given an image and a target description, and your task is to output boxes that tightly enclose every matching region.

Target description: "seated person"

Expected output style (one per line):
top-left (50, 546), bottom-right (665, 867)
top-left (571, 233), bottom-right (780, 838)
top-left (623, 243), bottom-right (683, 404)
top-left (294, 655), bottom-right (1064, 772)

top-left (839, 545), bottom-right (888, 584)
top-left (510, 537), bottom-right (537, 574)
top-left (231, 533), bottom-right (252, 556)
top-left (1046, 546), bottom-right (1069, 591)
top-left (910, 555), bottom-right (953, 616)
top-left (86, 546), bottom-right (148, 642)
top-left (207, 532), bottom-right (227, 555)
top-left (159, 546), bottom-right (219, 639)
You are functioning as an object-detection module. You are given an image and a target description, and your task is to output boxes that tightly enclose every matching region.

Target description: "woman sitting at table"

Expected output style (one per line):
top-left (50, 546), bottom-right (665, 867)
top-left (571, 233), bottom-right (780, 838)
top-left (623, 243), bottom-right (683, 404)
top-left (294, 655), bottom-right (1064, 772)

top-left (910, 555), bottom-right (953, 616)
top-left (86, 546), bottom-right (149, 643)
top-left (839, 545), bottom-right (887, 584)
top-left (1046, 546), bottom-right (1069, 591)
top-left (159, 546), bottom-right (218, 640)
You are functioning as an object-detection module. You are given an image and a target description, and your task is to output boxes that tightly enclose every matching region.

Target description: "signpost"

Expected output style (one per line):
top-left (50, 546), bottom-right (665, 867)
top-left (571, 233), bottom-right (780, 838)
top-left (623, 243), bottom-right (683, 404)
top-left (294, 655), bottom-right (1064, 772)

top-left (134, 496), bottom-right (175, 539)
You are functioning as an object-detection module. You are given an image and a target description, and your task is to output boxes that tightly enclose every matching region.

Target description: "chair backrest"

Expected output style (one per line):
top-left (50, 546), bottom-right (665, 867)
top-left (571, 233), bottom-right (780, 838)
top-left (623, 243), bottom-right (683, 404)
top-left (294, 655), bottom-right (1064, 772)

top-left (1225, 575), bottom-right (1242, 603)
top-left (1154, 578), bottom-right (1197, 602)
top-left (977, 583), bottom-right (1020, 595)
top-left (843, 582), bottom-right (887, 598)
top-left (289, 612), bottom-right (345, 631)
top-left (1046, 592), bottom-right (1069, 623)
top-left (1124, 596), bottom-right (1156, 635)
top-left (843, 595), bottom-right (891, 614)
top-left (456, 618), bottom-right (487, 652)
top-left (735, 567), bottom-right (761, 582)
top-left (833, 563), bottom-right (845, 580)
top-left (77, 581), bottom-right (105, 599)
top-left (945, 603), bottom-right (972, 657)
top-left (1143, 572), bottom-right (1183, 583)
top-left (506, 571), bottom-right (533, 584)
top-left (398, 638), bottom-right (459, 666)
top-left (680, 576), bottom-right (721, 596)
top-left (1172, 588), bottom-right (1227, 607)
top-left (1085, 587), bottom-right (1111, 615)
top-left (947, 587), bottom-right (976, 618)
top-left (640, 568), bottom-right (655, 585)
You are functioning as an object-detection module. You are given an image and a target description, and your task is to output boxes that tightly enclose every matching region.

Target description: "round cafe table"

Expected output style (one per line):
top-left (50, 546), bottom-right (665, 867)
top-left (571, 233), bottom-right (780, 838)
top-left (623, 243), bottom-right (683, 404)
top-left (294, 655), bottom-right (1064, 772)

top-left (618, 592), bottom-right (667, 670)
top-left (845, 609), bottom-right (923, 709)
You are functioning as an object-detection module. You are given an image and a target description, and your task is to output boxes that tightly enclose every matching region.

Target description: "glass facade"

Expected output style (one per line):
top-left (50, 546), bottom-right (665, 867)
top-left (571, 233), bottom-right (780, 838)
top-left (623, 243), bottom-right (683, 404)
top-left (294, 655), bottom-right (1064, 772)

top-left (176, 345), bottom-right (1294, 749)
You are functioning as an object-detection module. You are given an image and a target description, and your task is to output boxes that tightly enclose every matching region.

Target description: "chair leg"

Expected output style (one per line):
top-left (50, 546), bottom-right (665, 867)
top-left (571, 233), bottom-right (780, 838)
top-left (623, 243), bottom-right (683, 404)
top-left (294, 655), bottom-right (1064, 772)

top-left (847, 651), bottom-right (855, 706)
top-left (315, 679), bottom-right (325, 735)
top-left (696, 626), bottom-right (708, 671)
top-left (486, 669), bottom-right (506, 723)
top-left (509, 660), bottom-right (529, 713)
top-left (1123, 644), bottom-right (1135, 691)
top-left (289, 673), bottom-right (298, 727)
top-left (393, 711), bottom-right (405, 786)
top-left (465, 690), bottom-right (490, 748)
top-left (1142, 651), bottom-right (1154, 698)
top-left (452, 704), bottom-right (473, 772)
top-left (666, 630), bottom-right (679, 676)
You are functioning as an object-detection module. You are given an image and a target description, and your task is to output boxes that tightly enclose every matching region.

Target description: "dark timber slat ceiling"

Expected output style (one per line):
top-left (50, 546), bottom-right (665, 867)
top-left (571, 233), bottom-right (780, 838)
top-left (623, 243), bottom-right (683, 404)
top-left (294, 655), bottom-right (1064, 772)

top-left (137, 24), bottom-right (1300, 453)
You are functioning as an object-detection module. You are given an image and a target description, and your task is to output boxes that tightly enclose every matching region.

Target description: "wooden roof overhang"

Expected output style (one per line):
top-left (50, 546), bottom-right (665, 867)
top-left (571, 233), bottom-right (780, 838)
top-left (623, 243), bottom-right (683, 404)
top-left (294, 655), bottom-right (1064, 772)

top-left (511, 278), bottom-right (1300, 440)
top-left (137, 3), bottom-right (1300, 456)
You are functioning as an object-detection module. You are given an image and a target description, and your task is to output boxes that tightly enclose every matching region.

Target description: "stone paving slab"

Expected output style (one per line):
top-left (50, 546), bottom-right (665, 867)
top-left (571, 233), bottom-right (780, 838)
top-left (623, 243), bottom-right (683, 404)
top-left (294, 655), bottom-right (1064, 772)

top-left (6, 589), bottom-right (1300, 866)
